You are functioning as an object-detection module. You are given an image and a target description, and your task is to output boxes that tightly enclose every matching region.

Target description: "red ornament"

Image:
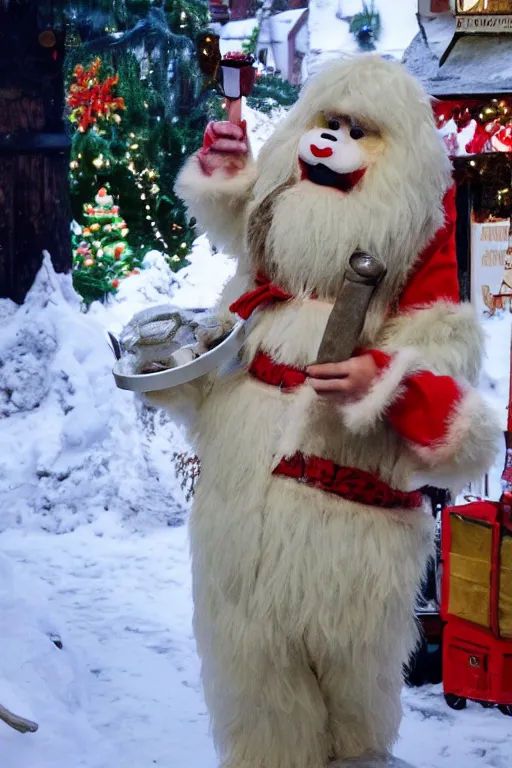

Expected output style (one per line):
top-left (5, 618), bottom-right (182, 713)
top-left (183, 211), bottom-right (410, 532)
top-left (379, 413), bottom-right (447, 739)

top-left (111, 279), bottom-right (119, 289)
top-left (67, 58), bottom-right (126, 133)
top-left (114, 244), bottom-right (125, 260)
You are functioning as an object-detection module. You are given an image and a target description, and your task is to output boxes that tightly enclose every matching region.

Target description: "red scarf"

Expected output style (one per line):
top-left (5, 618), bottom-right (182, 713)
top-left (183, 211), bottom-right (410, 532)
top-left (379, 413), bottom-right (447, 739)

top-left (229, 272), bottom-right (295, 320)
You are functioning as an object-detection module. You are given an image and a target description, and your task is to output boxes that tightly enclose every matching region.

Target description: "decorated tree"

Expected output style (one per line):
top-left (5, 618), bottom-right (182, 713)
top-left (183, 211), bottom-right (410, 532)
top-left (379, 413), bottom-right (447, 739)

top-left (72, 187), bottom-right (142, 305)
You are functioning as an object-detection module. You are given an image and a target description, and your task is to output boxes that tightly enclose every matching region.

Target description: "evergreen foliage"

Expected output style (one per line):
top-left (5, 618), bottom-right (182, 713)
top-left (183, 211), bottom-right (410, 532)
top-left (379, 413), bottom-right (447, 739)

top-left (349, 1), bottom-right (381, 52)
top-left (242, 25), bottom-right (260, 57)
top-left (247, 74), bottom-right (299, 115)
top-left (64, 0), bottom-right (214, 303)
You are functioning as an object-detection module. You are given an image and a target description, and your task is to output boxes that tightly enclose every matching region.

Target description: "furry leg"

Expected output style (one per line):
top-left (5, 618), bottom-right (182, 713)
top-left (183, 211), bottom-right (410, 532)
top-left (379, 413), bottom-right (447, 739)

top-left (194, 603), bottom-right (330, 768)
top-left (328, 757), bottom-right (416, 767)
top-left (312, 629), bottom-right (412, 761)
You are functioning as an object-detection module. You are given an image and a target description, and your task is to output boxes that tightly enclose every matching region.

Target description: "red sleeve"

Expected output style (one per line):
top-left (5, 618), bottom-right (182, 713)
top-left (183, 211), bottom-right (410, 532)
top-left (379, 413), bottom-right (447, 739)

top-left (366, 350), bottom-right (463, 448)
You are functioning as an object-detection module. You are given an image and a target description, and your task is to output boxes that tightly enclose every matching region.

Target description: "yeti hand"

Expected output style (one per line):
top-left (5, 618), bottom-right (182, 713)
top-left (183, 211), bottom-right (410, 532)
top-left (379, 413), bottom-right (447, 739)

top-left (198, 121), bottom-right (248, 177)
top-left (306, 356), bottom-right (378, 403)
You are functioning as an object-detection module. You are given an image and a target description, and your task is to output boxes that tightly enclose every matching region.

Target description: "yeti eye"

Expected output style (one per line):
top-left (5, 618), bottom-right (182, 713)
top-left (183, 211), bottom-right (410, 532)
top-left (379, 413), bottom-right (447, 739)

top-left (327, 117), bottom-right (341, 131)
top-left (350, 126), bottom-right (366, 140)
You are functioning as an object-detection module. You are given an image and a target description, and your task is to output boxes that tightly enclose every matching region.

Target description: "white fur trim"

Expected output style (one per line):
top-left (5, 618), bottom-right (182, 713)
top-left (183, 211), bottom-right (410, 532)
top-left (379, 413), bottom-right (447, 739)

top-left (174, 154), bottom-right (257, 255)
top-left (410, 387), bottom-right (501, 490)
top-left (341, 348), bottom-right (422, 435)
top-left (272, 384), bottom-right (318, 465)
top-left (379, 301), bottom-right (484, 387)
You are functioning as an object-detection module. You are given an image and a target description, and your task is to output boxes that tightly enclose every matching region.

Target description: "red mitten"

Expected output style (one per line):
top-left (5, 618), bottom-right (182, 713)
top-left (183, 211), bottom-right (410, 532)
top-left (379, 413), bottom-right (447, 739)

top-left (198, 121), bottom-right (248, 177)
top-left (200, 120), bottom-right (247, 154)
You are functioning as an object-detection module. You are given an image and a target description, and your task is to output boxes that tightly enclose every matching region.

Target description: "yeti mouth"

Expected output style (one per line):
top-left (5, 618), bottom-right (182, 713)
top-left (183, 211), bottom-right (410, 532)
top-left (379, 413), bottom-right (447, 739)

top-left (300, 161), bottom-right (366, 193)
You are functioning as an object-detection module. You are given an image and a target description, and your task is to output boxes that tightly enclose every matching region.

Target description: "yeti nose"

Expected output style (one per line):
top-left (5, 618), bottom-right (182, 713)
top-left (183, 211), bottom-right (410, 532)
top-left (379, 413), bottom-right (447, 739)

top-left (320, 133), bottom-right (338, 142)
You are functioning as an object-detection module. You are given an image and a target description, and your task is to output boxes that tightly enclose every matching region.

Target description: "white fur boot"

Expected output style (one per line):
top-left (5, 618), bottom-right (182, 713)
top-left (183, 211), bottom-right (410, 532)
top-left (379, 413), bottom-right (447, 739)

top-left (329, 756), bottom-right (415, 768)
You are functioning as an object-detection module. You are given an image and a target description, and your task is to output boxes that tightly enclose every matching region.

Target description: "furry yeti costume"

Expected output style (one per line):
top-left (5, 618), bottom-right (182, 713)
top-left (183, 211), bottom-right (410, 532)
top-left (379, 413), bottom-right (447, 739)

top-left (142, 57), bottom-right (501, 766)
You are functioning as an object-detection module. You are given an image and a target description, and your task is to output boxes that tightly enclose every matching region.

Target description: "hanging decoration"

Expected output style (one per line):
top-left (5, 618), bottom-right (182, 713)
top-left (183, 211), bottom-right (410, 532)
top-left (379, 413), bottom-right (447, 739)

top-left (434, 97), bottom-right (512, 157)
top-left (67, 58), bottom-right (126, 133)
top-left (349, 1), bottom-right (381, 52)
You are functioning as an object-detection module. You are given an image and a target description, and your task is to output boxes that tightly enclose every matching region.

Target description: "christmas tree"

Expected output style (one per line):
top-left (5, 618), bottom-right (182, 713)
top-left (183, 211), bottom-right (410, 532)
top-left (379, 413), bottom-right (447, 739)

top-left (64, 1), bottom-right (216, 303)
top-left (72, 187), bottom-right (142, 306)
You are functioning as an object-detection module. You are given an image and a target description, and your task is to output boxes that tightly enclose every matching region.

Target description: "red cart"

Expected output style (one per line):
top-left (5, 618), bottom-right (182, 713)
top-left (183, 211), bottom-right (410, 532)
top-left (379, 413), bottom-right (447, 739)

top-left (440, 333), bottom-right (512, 715)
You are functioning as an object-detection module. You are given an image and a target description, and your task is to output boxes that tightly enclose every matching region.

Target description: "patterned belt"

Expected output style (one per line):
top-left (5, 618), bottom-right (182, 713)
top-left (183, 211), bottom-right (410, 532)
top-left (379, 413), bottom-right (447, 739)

top-left (273, 453), bottom-right (423, 510)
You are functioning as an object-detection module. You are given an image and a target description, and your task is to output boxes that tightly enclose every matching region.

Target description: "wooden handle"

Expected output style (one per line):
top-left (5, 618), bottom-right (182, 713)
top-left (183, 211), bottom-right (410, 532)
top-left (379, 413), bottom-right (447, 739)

top-left (226, 98), bottom-right (242, 126)
top-left (315, 252), bottom-right (386, 365)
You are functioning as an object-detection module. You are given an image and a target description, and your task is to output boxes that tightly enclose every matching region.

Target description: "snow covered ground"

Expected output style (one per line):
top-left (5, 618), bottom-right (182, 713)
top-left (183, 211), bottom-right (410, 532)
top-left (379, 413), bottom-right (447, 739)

top-left (2, 103), bottom-right (512, 766)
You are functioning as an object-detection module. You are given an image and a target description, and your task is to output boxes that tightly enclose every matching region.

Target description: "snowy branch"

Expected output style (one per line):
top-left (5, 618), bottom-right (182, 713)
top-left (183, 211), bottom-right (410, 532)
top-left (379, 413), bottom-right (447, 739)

top-left (0, 703), bottom-right (38, 734)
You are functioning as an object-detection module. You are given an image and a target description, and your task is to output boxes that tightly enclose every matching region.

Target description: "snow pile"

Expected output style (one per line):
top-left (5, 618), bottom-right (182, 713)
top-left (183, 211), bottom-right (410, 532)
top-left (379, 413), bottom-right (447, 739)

top-left (0, 252), bottom-right (192, 534)
top-left (0, 240), bottom-right (236, 766)
top-left (0, 551), bottom-right (104, 768)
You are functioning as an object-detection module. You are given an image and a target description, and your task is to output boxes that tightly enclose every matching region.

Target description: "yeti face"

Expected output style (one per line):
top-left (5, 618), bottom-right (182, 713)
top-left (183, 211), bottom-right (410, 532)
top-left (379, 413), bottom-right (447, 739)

top-left (298, 115), bottom-right (384, 193)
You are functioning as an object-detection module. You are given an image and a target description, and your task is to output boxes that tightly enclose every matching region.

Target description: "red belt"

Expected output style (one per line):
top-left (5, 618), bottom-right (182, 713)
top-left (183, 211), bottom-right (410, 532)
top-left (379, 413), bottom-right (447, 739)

top-left (249, 351), bottom-right (422, 510)
top-left (273, 453), bottom-right (423, 510)
top-left (249, 350), bottom-right (307, 390)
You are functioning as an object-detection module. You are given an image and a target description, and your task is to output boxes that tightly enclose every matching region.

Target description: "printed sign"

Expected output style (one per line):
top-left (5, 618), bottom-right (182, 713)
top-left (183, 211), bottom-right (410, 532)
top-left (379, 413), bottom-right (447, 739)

top-left (456, 14), bottom-right (512, 30)
top-left (471, 219), bottom-right (511, 315)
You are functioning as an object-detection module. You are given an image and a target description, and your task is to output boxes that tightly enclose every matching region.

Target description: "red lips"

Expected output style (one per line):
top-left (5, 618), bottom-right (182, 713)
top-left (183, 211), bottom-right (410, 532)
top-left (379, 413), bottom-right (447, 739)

top-left (310, 144), bottom-right (333, 158)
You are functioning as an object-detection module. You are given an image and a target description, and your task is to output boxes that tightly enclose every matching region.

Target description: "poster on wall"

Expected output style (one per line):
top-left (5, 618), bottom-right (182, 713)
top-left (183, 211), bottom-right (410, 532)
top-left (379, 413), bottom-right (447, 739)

top-left (457, 1), bottom-right (512, 13)
top-left (434, 99), bottom-right (512, 156)
top-left (471, 218), bottom-right (512, 315)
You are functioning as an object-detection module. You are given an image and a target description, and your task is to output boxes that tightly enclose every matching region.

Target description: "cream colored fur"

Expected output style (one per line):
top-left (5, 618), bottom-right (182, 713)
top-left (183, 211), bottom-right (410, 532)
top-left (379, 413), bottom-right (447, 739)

top-left (151, 56), bottom-right (502, 768)
top-left (175, 154), bottom-right (257, 257)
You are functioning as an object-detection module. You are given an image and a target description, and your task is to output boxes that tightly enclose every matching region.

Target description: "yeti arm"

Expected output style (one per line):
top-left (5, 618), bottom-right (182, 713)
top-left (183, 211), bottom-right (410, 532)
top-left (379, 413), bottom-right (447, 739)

top-left (340, 302), bottom-right (502, 489)
top-left (141, 376), bottom-right (210, 433)
top-left (175, 153), bottom-right (257, 257)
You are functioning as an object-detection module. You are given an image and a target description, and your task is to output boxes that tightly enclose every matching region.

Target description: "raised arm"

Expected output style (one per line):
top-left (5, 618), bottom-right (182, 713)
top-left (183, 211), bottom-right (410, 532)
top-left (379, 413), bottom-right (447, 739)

top-left (175, 120), bottom-right (257, 257)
